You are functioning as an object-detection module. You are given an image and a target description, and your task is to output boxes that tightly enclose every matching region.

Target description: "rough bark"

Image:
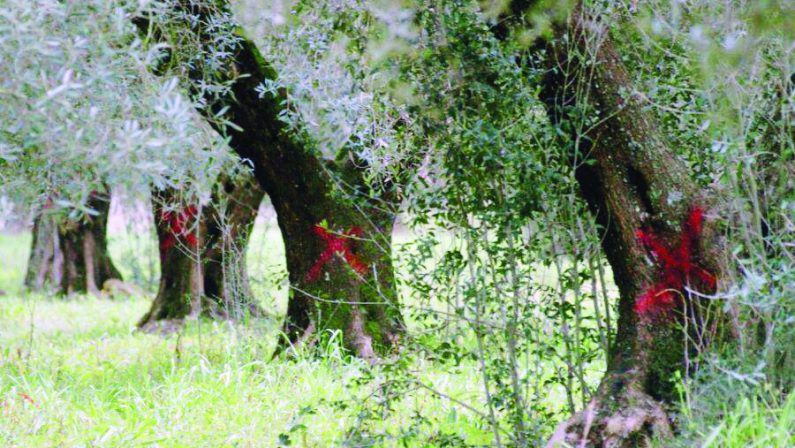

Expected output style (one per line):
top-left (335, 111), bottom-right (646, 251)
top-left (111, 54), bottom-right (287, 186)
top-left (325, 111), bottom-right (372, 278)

top-left (25, 194), bottom-right (122, 295)
top-left (24, 212), bottom-right (63, 292)
top-left (203, 172), bottom-right (266, 319)
top-left (139, 174), bottom-right (266, 331)
top-left (277, 171), bottom-right (404, 361)
top-left (499, 2), bottom-right (727, 446)
top-left (136, 2), bottom-right (405, 357)
top-left (138, 188), bottom-right (205, 333)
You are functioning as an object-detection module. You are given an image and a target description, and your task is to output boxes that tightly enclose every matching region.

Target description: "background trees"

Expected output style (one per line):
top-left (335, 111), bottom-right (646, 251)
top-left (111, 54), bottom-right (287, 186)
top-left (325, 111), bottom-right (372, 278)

top-left (139, 173), bottom-right (266, 331)
top-left (25, 193), bottom-right (121, 295)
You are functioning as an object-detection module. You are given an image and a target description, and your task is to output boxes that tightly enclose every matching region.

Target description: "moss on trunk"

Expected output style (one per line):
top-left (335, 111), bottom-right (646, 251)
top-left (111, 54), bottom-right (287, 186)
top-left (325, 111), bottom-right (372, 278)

top-left (138, 189), bottom-right (205, 333)
top-left (499, 1), bottom-right (728, 444)
top-left (139, 175), bottom-right (265, 332)
top-left (277, 192), bottom-right (404, 360)
top-left (136, 1), bottom-right (405, 357)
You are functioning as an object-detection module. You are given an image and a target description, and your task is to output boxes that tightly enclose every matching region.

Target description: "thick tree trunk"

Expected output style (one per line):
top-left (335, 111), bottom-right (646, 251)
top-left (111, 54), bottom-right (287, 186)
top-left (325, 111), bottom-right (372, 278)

top-left (136, 2), bottom-right (405, 357)
top-left (276, 172), bottom-right (403, 361)
top-left (25, 194), bottom-right (122, 295)
top-left (499, 2), bottom-right (727, 446)
top-left (203, 172), bottom-right (266, 319)
top-left (138, 189), bottom-right (205, 332)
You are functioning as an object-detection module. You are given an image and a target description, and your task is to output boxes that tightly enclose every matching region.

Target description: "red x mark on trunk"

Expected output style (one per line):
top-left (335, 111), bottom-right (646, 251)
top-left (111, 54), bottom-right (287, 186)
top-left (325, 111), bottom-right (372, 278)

top-left (160, 205), bottom-right (198, 251)
top-left (306, 225), bottom-right (368, 282)
top-left (634, 207), bottom-right (716, 317)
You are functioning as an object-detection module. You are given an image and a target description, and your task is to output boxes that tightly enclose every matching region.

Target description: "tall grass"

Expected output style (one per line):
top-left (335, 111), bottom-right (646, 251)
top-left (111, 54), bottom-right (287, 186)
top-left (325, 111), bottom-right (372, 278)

top-left (1, 217), bottom-right (791, 446)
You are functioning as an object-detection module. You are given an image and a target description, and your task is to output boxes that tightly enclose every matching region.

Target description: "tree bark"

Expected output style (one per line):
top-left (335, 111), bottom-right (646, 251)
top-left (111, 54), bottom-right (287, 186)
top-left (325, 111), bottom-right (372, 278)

top-left (498, 2), bottom-right (727, 445)
top-left (25, 194), bottom-right (122, 295)
top-left (276, 167), bottom-right (404, 361)
top-left (138, 188), bottom-right (205, 333)
top-left (136, 2), bottom-right (405, 357)
top-left (203, 172), bottom-right (266, 320)
top-left (139, 174), bottom-right (265, 331)
top-left (24, 212), bottom-right (63, 292)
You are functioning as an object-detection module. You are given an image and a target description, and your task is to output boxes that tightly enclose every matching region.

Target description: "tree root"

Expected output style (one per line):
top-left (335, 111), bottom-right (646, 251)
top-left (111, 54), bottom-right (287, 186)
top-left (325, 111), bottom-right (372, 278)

top-left (201, 298), bottom-right (268, 322)
top-left (547, 372), bottom-right (673, 448)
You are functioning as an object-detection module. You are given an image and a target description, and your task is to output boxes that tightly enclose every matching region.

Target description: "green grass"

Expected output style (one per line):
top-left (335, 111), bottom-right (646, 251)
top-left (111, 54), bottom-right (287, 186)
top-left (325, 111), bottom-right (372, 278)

top-left (0, 232), bottom-right (30, 296)
top-left (666, 387), bottom-right (795, 448)
top-left (700, 394), bottom-right (794, 447)
top-left (0, 223), bottom-right (496, 447)
top-left (1, 222), bottom-right (792, 447)
top-left (0, 293), bottom-right (495, 447)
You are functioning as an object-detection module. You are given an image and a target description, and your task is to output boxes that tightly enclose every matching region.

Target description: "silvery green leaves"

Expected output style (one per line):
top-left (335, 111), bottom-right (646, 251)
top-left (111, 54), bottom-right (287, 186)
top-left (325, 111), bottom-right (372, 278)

top-left (235, 0), bottom-right (410, 172)
top-left (0, 0), bottom-right (234, 215)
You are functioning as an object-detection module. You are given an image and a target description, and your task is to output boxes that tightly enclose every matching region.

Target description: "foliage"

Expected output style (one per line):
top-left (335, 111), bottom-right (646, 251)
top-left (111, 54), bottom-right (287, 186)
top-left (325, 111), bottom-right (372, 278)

top-left (387, 2), bottom-right (612, 444)
top-left (603, 0), bottom-right (793, 432)
top-left (0, 0), bottom-right (235, 216)
top-left (0, 0), bottom-right (792, 446)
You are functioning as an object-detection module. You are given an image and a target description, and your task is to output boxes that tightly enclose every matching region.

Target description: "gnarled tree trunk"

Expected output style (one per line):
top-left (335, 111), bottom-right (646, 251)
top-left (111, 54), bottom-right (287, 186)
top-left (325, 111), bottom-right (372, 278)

top-left (138, 188), bottom-right (205, 333)
top-left (139, 175), bottom-right (266, 332)
top-left (24, 212), bottom-right (63, 292)
top-left (25, 194), bottom-right (122, 295)
top-left (275, 166), bottom-right (403, 361)
top-left (203, 172), bottom-right (266, 320)
top-left (498, 2), bottom-right (728, 446)
top-left (135, 2), bottom-right (405, 358)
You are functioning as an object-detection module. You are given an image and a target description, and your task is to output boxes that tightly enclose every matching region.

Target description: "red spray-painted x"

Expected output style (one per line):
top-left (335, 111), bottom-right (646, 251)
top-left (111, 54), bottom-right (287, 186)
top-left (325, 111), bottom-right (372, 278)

top-left (160, 205), bottom-right (198, 251)
top-left (634, 207), bottom-right (716, 318)
top-left (306, 225), bottom-right (368, 282)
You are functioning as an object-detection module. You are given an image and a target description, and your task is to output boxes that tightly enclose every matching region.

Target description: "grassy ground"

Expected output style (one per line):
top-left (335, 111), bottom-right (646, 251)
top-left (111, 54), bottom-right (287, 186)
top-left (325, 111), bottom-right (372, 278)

top-left (0, 223), bottom-right (497, 447)
top-left (1, 222), bottom-right (792, 446)
top-left (0, 294), bottom-right (496, 447)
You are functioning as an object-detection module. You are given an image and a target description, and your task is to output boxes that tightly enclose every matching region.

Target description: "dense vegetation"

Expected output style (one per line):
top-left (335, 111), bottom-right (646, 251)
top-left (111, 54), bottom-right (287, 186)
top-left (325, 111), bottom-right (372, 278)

top-left (1, 0), bottom-right (792, 446)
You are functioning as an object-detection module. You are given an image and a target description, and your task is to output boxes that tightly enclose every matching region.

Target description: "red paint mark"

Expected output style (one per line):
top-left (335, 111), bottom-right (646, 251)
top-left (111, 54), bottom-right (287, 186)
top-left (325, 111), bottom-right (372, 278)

top-left (306, 225), bottom-right (368, 282)
top-left (635, 207), bottom-right (716, 317)
top-left (18, 393), bottom-right (38, 408)
top-left (160, 205), bottom-right (199, 251)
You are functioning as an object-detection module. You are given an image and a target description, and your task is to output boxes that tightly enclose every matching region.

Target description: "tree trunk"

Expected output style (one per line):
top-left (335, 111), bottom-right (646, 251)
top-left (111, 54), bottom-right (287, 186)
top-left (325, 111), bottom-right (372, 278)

top-left (135, 2), bottom-right (405, 358)
top-left (203, 172), bottom-right (266, 320)
top-left (138, 189), bottom-right (205, 333)
top-left (139, 175), bottom-right (266, 331)
top-left (25, 194), bottom-right (122, 295)
top-left (24, 212), bottom-right (63, 292)
top-left (499, 2), bottom-right (727, 445)
top-left (276, 170), bottom-right (404, 361)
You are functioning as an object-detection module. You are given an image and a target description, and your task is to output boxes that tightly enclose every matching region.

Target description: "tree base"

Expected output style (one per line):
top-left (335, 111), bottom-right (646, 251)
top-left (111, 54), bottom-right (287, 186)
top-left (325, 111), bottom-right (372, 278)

top-left (276, 309), bottom-right (403, 364)
top-left (138, 318), bottom-right (186, 336)
top-left (201, 297), bottom-right (268, 322)
top-left (547, 372), bottom-right (673, 448)
top-left (138, 296), bottom-right (268, 336)
top-left (101, 279), bottom-right (147, 299)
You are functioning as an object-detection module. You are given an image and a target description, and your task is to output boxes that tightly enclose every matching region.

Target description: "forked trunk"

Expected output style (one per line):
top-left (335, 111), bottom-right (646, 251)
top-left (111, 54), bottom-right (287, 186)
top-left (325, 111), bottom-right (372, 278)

top-left (139, 176), bottom-right (266, 332)
top-left (203, 173), bottom-right (266, 319)
top-left (25, 194), bottom-right (122, 295)
top-left (500, 2), bottom-right (727, 445)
